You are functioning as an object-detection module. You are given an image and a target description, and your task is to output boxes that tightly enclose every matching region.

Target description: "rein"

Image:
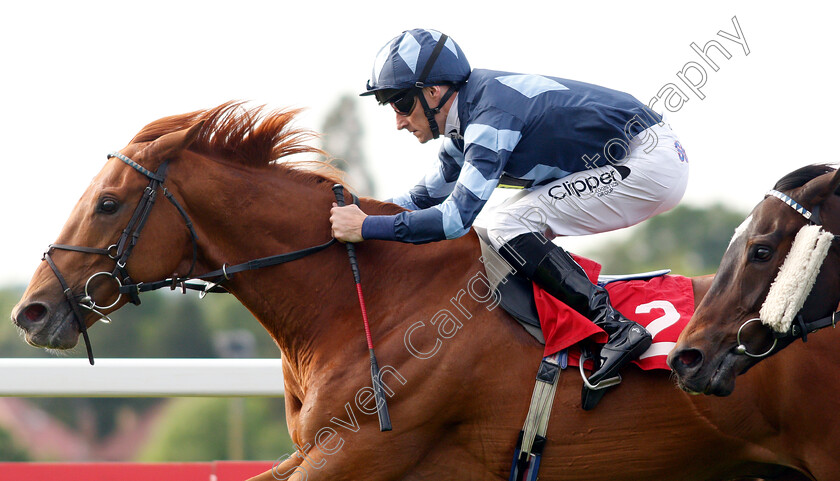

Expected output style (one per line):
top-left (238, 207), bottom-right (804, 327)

top-left (43, 152), bottom-right (349, 365)
top-left (735, 189), bottom-right (840, 358)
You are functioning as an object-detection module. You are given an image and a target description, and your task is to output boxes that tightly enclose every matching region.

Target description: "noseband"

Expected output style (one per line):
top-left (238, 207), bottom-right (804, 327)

top-left (43, 152), bottom-right (343, 365)
top-left (735, 189), bottom-right (839, 358)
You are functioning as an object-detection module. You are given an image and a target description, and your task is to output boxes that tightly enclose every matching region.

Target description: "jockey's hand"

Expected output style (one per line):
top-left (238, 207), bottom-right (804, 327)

top-left (330, 203), bottom-right (367, 243)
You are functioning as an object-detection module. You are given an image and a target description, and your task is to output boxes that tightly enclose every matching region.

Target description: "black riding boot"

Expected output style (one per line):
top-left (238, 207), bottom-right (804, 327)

top-left (499, 233), bottom-right (652, 388)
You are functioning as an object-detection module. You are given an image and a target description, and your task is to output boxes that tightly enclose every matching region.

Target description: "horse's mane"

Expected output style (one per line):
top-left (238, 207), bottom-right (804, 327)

top-left (774, 164), bottom-right (837, 192)
top-left (130, 101), bottom-right (345, 186)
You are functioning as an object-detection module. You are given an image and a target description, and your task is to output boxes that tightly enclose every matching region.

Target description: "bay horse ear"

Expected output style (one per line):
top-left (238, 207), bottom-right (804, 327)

top-left (135, 120), bottom-right (206, 167)
top-left (801, 166), bottom-right (840, 208)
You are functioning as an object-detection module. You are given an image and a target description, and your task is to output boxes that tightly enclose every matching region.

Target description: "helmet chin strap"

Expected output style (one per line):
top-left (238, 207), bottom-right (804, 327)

top-left (412, 33), bottom-right (458, 140)
top-left (416, 86), bottom-right (457, 139)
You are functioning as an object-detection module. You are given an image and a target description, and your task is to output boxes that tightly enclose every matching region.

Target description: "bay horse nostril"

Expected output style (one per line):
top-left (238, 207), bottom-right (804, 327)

top-left (677, 348), bottom-right (703, 369)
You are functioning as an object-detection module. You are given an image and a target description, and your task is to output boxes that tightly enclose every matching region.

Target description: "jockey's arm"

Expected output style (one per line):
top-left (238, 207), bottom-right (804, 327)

top-left (353, 148), bottom-right (510, 244)
top-left (331, 137), bottom-right (466, 244)
top-left (335, 110), bottom-right (523, 244)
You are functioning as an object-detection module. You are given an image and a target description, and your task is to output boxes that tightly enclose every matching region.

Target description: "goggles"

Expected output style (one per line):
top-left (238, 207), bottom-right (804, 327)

top-left (389, 90), bottom-right (417, 116)
top-left (374, 88), bottom-right (418, 116)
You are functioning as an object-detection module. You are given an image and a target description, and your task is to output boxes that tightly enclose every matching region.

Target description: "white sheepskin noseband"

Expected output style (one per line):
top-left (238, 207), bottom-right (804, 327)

top-left (759, 224), bottom-right (834, 332)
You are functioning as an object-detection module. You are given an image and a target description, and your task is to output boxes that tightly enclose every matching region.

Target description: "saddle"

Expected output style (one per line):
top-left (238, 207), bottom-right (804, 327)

top-left (475, 227), bottom-right (688, 368)
top-left (474, 227), bottom-right (695, 481)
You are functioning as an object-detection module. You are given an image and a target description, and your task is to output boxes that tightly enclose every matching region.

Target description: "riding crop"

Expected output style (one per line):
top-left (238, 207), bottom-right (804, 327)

top-left (332, 184), bottom-right (392, 432)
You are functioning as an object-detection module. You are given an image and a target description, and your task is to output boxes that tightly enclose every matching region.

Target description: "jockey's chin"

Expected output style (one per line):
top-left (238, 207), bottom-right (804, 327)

top-left (409, 127), bottom-right (434, 144)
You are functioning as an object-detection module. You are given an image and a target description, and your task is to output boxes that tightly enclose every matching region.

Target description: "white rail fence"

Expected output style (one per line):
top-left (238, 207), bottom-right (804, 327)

top-left (0, 358), bottom-right (285, 397)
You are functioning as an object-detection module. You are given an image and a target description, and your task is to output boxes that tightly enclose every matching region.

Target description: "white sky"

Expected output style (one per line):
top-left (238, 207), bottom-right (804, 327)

top-left (1, 1), bottom-right (838, 286)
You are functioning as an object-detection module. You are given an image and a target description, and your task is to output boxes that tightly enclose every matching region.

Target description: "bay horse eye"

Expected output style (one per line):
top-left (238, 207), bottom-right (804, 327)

top-left (97, 198), bottom-right (120, 215)
top-left (750, 245), bottom-right (773, 262)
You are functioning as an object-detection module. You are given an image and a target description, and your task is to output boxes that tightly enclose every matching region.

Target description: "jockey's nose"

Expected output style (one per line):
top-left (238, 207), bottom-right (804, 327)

top-left (395, 112), bottom-right (409, 130)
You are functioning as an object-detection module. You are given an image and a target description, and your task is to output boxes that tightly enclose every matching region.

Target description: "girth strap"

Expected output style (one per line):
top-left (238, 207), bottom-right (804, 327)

top-left (509, 350), bottom-right (566, 481)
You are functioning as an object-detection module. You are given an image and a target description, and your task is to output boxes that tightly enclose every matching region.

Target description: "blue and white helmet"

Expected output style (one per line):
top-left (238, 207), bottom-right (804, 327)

top-left (361, 28), bottom-right (471, 97)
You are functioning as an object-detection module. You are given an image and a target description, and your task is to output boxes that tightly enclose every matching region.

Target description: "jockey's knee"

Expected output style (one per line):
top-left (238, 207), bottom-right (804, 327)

top-left (487, 203), bottom-right (551, 248)
top-left (487, 222), bottom-right (551, 253)
top-left (487, 223), bottom-right (520, 251)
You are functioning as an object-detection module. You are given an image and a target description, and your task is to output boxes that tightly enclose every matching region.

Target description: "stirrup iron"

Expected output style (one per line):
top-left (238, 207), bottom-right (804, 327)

top-left (579, 349), bottom-right (621, 390)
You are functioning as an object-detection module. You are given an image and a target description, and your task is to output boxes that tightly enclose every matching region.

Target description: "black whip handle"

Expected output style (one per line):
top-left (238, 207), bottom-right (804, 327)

top-left (331, 185), bottom-right (362, 284)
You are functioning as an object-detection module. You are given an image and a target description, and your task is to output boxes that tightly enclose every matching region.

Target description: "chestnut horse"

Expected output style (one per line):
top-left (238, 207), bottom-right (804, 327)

top-left (11, 103), bottom-right (834, 480)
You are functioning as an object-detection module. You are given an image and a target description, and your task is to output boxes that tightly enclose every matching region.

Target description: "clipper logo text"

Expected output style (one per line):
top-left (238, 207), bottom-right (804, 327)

top-left (548, 167), bottom-right (629, 200)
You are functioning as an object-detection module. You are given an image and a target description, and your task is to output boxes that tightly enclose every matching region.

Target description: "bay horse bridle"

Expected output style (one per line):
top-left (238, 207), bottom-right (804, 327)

top-left (42, 152), bottom-right (340, 365)
top-left (735, 189), bottom-right (840, 358)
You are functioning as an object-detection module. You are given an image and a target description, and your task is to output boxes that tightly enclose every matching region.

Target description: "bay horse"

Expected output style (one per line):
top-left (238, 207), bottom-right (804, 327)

top-left (669, 165), bottom-right (840, 477)
top-left (10, 103), bottom-right (836, 480)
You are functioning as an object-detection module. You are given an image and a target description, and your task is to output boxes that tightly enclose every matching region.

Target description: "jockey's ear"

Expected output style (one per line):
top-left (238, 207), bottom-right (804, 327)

top-left (135, 120), bottom-right (206, 168)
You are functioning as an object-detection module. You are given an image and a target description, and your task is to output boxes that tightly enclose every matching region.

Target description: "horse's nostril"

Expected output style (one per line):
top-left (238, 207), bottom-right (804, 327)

top-left (678, 349), bottom-right (703, 368)
top-left (21, 304), bottom-right (47, 324)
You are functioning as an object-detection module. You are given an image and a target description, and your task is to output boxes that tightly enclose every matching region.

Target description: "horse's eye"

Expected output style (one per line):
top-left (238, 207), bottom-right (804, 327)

top-left (750, 245), bottom-right (773, 262)
top-left (97, 198), bottom-right (120, 215)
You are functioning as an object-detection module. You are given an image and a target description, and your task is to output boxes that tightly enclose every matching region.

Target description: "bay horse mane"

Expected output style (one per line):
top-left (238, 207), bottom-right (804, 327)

top-left (129, 101), bottom-right (346, 187)
top-left (774, 163), bottom-right (838, 192)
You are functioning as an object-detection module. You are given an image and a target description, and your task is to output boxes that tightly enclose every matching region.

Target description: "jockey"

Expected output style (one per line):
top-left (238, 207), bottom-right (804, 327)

top-left (330, 28), bottom-right (689, 390)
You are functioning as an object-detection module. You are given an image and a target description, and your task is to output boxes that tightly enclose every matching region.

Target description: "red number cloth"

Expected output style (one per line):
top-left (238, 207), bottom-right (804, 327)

top-left (533, 255), bottom-right (695, 371)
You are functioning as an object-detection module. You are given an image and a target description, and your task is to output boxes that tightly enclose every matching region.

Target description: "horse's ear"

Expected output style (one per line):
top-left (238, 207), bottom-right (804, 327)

top-left (135, 120), bottom-right (206, 166)
top-left (802, 167), bottom-right (840, 207)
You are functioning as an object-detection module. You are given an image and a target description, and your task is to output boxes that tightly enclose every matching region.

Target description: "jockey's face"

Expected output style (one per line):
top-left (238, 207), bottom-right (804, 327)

top-left (394, 86), bottom-right (451, 144)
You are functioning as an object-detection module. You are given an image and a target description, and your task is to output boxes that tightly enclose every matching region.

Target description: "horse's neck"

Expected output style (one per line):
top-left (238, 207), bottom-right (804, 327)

top-left (172, 160), bottom-right (339, 365)
top-left (175, 157), bottom-right (484, 381)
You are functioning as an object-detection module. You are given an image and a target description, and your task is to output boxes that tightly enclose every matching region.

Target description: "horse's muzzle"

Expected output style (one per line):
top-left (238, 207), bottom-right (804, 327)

top-left (12, 299), bottom-right (80, 349)
top-left (670, 345), bottom-right (749, 396)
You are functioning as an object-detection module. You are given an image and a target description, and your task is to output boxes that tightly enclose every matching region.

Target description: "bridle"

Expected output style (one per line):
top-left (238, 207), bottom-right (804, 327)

top-left (735, 189), bottom-right (840, 358)
top-left (43, 151), bottom-right (343, 365)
